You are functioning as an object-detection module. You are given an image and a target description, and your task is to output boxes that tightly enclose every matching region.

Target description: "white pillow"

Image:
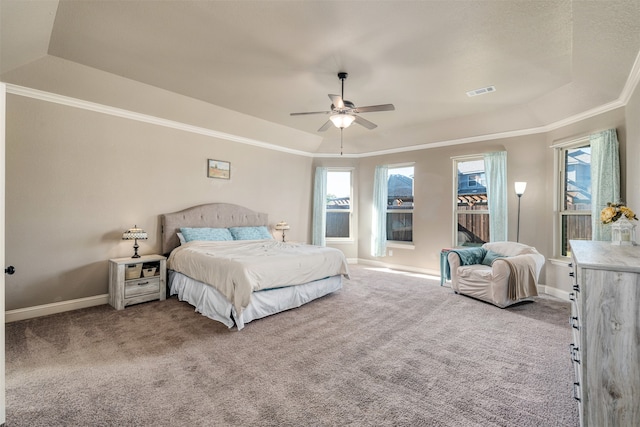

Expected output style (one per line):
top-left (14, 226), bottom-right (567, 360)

top-left (177, 232), bottom-right (186, 245)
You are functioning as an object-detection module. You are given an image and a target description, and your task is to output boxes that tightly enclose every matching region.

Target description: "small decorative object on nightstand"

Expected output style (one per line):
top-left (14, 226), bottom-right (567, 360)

top-left (109, 254), bottom-right (166, 310)
top-left (275, 221), bottom-right (290, 242)
top-left (122, 225), bottom-right (148, 258)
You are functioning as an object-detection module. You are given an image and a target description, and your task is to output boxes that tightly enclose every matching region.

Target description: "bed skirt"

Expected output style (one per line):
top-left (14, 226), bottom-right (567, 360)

top-left (168, 271), bottom-right (343, 330)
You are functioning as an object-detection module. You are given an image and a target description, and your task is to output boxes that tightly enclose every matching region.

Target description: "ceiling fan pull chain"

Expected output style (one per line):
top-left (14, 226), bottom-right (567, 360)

top-left (340, 128), bottom-right (344, 156)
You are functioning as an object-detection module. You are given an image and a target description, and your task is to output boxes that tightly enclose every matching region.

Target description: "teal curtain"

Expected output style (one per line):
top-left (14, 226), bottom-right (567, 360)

top-left (590, 129), bottom-right (620, 241)
top-left (371, 165), bottom-right (388, 257)
top-left (312, 167), bottom-right (327, 246)
top-left (484, 151), bottom-right (508, 242)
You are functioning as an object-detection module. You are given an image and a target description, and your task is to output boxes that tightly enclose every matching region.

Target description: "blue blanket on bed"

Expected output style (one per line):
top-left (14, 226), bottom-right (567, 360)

top-left (444, 247), bottom-right (487, 280)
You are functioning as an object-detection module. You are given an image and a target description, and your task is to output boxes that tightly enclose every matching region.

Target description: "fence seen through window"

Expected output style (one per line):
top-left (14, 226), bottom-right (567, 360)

top-left (456, 159), bottom-right (489, 246)
top-left (325, 170), bottom-right (352, 239)
top-left (387, 166), bottom-right (414, 242)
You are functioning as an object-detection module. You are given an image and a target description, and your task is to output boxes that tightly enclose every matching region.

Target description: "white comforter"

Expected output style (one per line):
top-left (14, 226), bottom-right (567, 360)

top-left (167, 240), bottom-right (350, 316)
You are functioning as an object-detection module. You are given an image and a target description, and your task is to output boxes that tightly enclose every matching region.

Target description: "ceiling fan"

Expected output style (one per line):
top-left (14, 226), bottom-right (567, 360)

top-left (290, 72), bottom-right (395, 132)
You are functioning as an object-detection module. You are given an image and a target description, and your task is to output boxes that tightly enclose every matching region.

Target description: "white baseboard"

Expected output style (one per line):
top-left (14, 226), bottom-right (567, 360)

top-left (5, 294), bottom-right (109, 323)
top-left (539, 285), bottom-right (572, 302)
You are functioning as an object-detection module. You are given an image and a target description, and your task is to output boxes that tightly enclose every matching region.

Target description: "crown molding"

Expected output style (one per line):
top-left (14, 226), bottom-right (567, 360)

top-left (620, 48), bottom-right (640, 105)
top-left (4, 84), bottom-right (315, 158)
top-left (5, 62), bottom-right (639, 159)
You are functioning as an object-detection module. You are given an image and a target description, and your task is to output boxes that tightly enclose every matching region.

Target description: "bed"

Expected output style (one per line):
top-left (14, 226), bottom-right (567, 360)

top-left (160, 203), bottom-right (349, 330)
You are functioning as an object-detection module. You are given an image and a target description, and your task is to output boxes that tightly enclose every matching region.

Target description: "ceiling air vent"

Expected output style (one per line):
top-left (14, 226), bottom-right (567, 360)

top-left (466, 85), bottom-right (496, 97)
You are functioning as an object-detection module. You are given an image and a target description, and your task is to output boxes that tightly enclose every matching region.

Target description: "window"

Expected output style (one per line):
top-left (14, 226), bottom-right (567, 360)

top-left (387, 165), bottom-right (414, 242)
top-left (325, 169), bottom-right (352, 239)
top-left (455, 158), bottom-right (489, 246)
top-left (558, 143), bottom-right (591, 256)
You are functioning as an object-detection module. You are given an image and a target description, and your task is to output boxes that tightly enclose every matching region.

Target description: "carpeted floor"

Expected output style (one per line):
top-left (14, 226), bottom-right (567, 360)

top-left (6, 265), bottom-right (579, 426)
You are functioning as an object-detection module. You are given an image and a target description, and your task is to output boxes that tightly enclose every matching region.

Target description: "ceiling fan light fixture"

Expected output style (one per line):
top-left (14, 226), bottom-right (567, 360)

top-left (330, 113), bottom-right (356, 129)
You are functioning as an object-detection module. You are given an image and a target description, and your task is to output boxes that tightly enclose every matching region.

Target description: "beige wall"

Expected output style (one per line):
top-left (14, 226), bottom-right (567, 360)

top-left (3, 56), bottom-right (639, 311)
top-left (4, 61), bottom-right (315, 311)
top-left (319, 107), bottom-right (630, 297)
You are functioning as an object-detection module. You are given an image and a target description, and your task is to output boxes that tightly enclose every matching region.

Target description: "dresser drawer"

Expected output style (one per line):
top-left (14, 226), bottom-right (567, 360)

top-left (570, 293), bottom-right (581, 346)
top-left (125, 277), bottom-right (160, 298)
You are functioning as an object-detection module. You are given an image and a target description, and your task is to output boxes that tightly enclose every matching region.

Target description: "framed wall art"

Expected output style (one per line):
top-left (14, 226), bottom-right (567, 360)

top-left (207, 159), bottom-right (230, 180)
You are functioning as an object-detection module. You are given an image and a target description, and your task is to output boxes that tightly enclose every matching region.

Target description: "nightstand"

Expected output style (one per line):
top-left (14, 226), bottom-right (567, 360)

top-left (108, 254), bottom-right (166, 310)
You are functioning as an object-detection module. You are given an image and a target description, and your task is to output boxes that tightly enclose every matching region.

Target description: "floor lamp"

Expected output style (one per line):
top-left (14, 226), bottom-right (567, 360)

top-left (515, 182), bottom-right (527, 242)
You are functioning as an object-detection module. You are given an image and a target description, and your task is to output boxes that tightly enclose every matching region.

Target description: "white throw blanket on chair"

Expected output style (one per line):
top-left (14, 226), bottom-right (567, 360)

top-left (497, 257), bottom-right (538, 301)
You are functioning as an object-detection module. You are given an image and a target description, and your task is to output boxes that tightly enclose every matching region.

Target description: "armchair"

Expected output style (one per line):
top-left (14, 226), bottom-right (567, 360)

top-left (446, 241), bottom-right (545, 308)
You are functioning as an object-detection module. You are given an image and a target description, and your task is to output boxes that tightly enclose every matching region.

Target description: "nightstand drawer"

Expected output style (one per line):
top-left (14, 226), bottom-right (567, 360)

top-left (125, 277), bottom-right (160, 298)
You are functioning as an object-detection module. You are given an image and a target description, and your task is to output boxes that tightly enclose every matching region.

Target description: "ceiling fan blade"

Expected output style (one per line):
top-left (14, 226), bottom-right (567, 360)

top-left (354, 115), bottom-right (377, 130)
top-left (318, 120), bottom-right (333, 132)
top-left (290, 111), bottom-right (331, 116)
top-left (353, 104), bottom-right (395, 113)
top-left (328, 94), bottom-right (344, 109)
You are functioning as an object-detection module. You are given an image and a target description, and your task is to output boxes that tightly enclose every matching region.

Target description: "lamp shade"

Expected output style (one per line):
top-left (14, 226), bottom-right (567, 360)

top-left (514, 182), bottom-right (527, 196)
top-left (275, 221), bottom-right (290, 231)
top-left (122, 226), bottom-right (148, 240)
top-left (329, 114), bottom-right (356, 129)
top-left (122, 225), bottom-right (147, 258)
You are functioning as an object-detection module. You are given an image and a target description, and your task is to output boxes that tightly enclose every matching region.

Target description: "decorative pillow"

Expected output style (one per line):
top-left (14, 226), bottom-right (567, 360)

top-left (177, 232), bottom-right (186, 245)
top-left (481, 250), bottom-right (506, 266)
top-left (180, 227), bottom-right (233, 242)
top-left (229, 226), bottom-right (273, 240)
top-left (452, 247), bottom-right (486, 266)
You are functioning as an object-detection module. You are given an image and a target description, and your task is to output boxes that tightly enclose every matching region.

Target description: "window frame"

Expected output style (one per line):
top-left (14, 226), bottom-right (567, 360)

top-left (325, 168), bottom-right (354, 242)
top-left (555, 138), bottom-right (592, 258)
top-left (386, 163), bottom-right (415, 245)
top-left (453, 155), bottom-right (489, 247)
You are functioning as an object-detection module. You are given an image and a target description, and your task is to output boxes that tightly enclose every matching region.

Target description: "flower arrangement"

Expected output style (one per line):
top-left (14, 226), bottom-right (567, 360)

top-left (600, 202), bottom-right (638, 224)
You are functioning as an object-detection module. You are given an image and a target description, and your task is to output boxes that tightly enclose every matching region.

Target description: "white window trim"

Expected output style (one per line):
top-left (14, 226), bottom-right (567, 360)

top-left (326, 167), bottom-right (354, 242)
top-left (554, 137), bottom-right (591, 258)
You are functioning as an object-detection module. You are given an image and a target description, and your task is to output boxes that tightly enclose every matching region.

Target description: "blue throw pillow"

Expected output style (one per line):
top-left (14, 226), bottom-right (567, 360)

top-left (180, 227), bottom-right (233, 242)
top-left (481, 250), bottom-right (506, 266)
top-left (229, 226), bottom-right (273, 240)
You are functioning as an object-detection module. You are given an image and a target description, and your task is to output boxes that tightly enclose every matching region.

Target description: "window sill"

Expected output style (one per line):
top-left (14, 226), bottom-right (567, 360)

top-left (326, 239), bottom-right (355, 244)
top-left (549, 258), bottom-right (571, 266)
top-left (386, 242), bottom-right (415, 250)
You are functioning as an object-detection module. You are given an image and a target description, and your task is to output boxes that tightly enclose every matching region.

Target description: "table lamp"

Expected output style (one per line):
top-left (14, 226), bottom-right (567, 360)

top-left (275, 221), bottom-right (290, 242)
top-left (122, 225), bottom-right (148, 258)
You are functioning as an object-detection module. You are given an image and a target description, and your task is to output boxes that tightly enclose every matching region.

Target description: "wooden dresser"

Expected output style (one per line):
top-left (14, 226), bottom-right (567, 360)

top-left (569, 240), bottom-right (640, 427)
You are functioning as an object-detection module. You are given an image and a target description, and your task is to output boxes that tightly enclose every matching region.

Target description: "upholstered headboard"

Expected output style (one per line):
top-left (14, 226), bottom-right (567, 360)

top-left (160, 203), bottom-right (269, 255)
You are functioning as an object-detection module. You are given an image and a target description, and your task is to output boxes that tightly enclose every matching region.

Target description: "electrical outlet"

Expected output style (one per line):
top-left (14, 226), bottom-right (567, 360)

top-left (388, 249), bottom-right (393, 256)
